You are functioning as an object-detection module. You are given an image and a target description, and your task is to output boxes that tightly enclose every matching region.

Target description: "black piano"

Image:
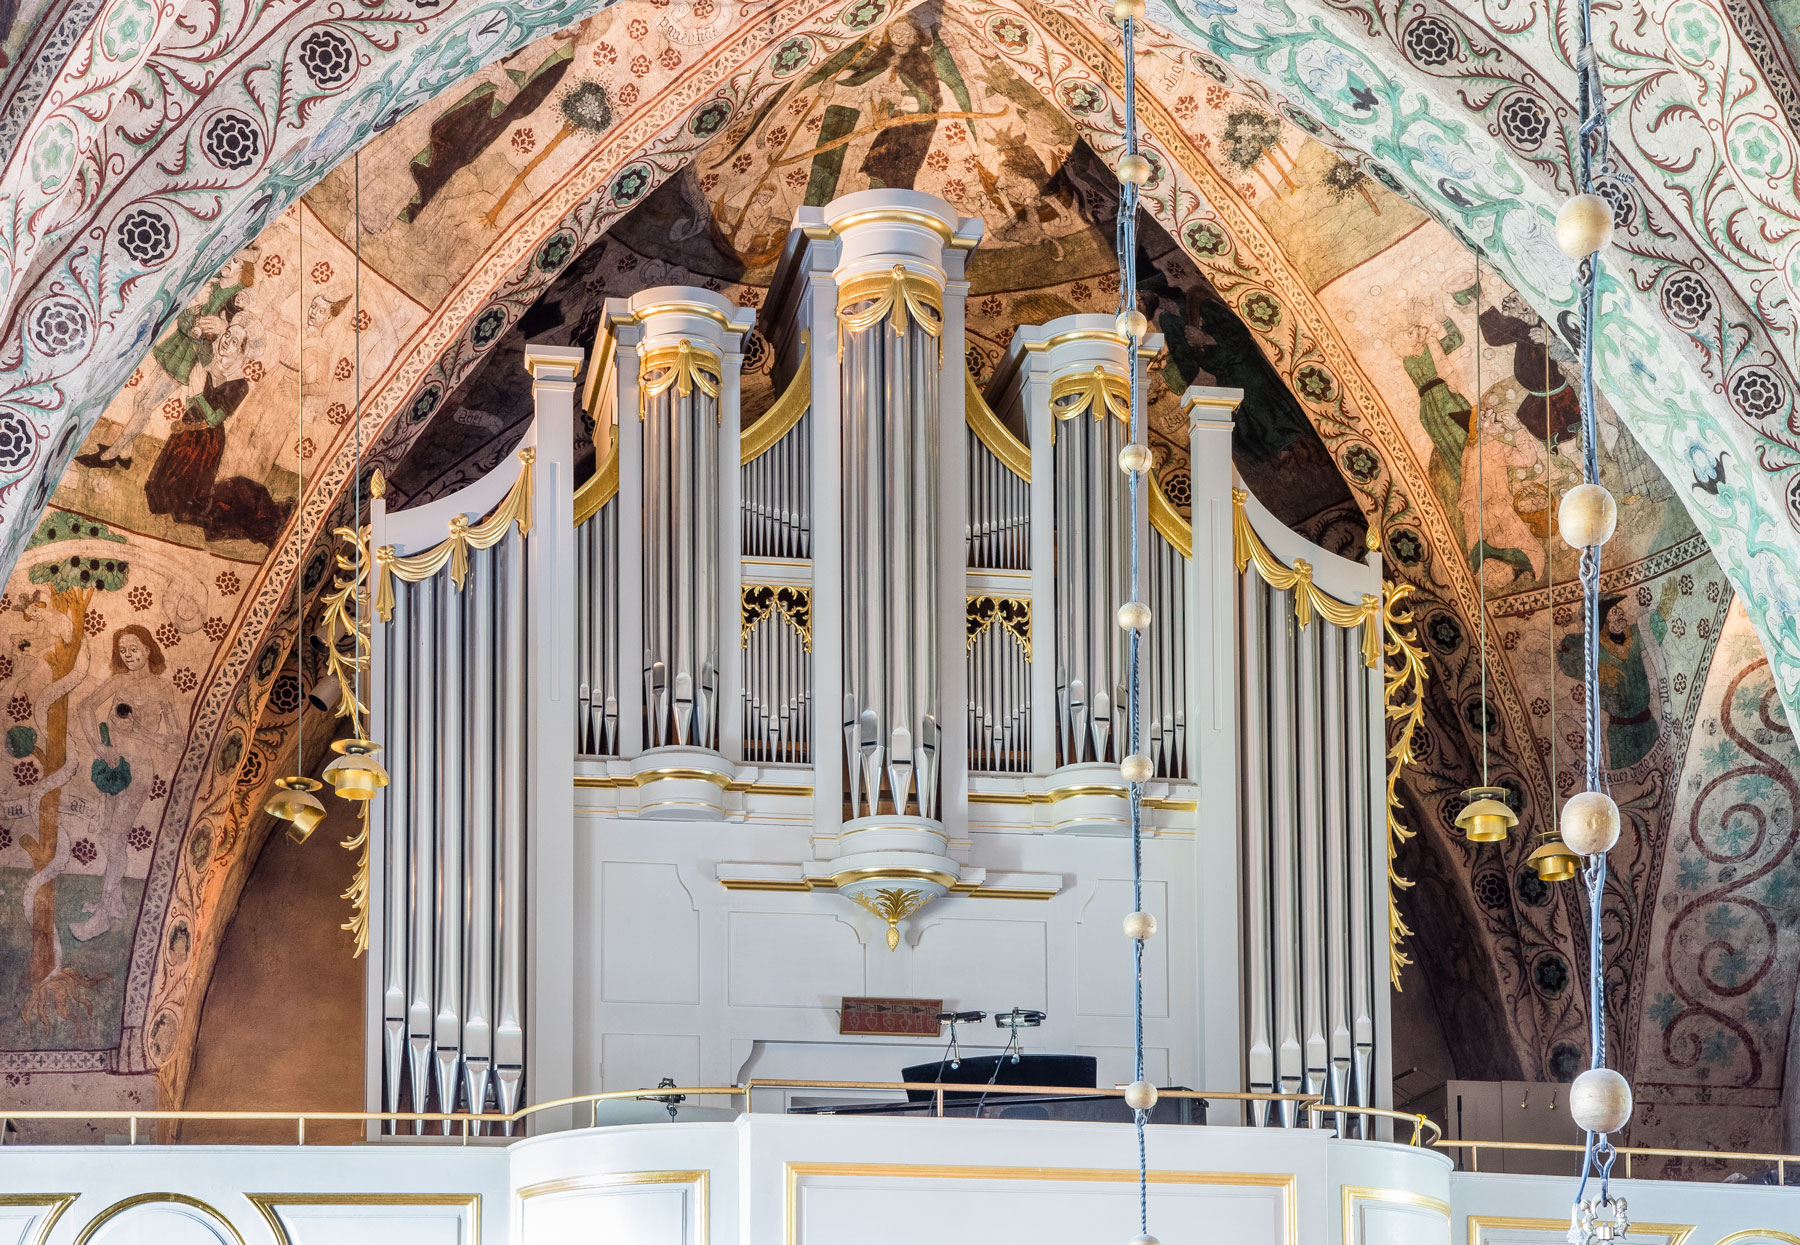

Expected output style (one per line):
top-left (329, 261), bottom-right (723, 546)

top-left (787, 1054), bottom-right (1205, 1124)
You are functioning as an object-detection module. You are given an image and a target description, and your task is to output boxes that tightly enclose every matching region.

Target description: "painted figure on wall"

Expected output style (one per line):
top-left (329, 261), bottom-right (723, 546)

top-left (78, 258), bottom-right (259, 473)
top-left (1558, 593), bottom-right (1664, 770)
top-left (1405, 319), bottom-right (1474, 522)
top-left (1460, 402), bottom-right (1544, 586)
top-left (1479, 292), bottom-right (1578, 448)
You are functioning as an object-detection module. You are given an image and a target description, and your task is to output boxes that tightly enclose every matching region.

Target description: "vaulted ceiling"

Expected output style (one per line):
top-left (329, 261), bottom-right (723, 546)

top-left (0, 0), bottom-right (1795, 1156)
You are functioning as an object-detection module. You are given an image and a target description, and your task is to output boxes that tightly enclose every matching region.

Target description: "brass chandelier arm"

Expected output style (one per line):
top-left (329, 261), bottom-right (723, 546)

top-left (1381, 581), bottom-right (1428, 989)
top-left (741, 337), bottom-right (813, 467)
top-left (964, 367), bottom-right (1030, 482)
top-left (1232, 488), bottom-right (1381, 668)
top-left (373, 447), bottom-right (536, 620)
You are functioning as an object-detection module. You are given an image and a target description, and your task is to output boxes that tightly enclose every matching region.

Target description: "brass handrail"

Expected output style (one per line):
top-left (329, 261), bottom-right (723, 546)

top-left (1304, 1103), bottom-right (1440, 1146)
top-left (1435, 1137), bottom-right (1796, 1183)
top-left (0, 1081), bottom-right (1428, 1148)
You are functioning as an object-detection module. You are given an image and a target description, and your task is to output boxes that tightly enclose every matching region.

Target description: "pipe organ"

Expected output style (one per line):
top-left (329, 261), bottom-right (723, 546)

top-left (360, 191), bottom-right (1403, 1135)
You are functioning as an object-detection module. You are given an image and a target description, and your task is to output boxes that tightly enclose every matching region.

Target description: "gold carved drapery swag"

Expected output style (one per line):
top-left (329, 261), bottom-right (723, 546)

top-left (1048, 365), bottom-right (1131, 435)
top-left (836, 263), bottom-right (943, 360)
top-left (1232, 488), bottom-right (1381, 669)
top-left (640, 339), bottom-right (723, 423)
top-left (373, 447), bottom-right (535, 620)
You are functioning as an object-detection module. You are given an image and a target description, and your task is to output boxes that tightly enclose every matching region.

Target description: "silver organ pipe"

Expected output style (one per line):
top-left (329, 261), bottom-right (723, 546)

top-left (966, 427), bottom-right (1028, 571)
top-left (597, 291), bottom-right (754, 759)
top-left (574, 460), bottom-right (621, 756)
top-left (1232, 478), bottom-right (1390, 1128)
top-left (743, 408), bottom-right (811, 559)
top-left (837, 266), bottom-right (947, 821)
top-left (364, 343), bottom-right (576, 1134)
top-left (1146, 523), bottom-right (1187, 778)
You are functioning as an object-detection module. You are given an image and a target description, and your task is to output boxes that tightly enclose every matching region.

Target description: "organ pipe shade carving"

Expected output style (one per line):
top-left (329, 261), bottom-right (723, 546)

top-left (966, 596), bottom-right (1031, 774)
top-left (1053, 364), bottom-right (1132, 767)
top-left (840, 294), bottom-right (942, 820)
top-left (640, 341), bottom-right (724, 750)
top-left (742, 586), bottom-right (812, 764)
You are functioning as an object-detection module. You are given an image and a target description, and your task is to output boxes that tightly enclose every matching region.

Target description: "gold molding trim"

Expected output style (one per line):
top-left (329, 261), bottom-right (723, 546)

top-left (743, 584), bottom-right (813, 651)
top-left (965, 367), bottom-right (1030, 482)
top-left (518, 1172), bottom-right (705, 1243)
top-left (718, 873), bottom-right (1055, 900)
top-left (573, 442), bottom-right (619, 526)
top-left (966, 788), bottom-right (1195, 812)
top-left (813, 206), bottom-right (975, 249)
top-left (75, 1193), bottom-right (247, 1245)
top-left (742, 336), bottom-right (812, 466)
top-left (249, 1194), bottom-right (481, 1245)
top-left (837, 264), bottom-right (943, 360)
top-left (966, 595), bottom-right (1031, 659)
top-left (0, 1195), bottom-right (77, 1245)
top-left (1341, 1185), bottom-right (1448, 1245)
top-left (1714, 1233), bottom-right (1800, 1245)
top-left (639, 339), bottom-right (722, 423)
top-left (1149, 471), bottom-right (1191, 559)
top-left (1382, 582), bottom-right (1427, 989)
top-left (1466, 1215), bottom-right (1694, 1245)
top-left (784, 1164), bottom-right (1295, 1245)
top-left (1233, 488), bottom-right (1379, 668)
top-left (375, 447), bottom-right (535, 619)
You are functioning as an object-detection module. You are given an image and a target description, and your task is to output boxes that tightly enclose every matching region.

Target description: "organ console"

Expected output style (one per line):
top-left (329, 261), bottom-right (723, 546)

top-left (357, 190), bottom-right (1398, 1139)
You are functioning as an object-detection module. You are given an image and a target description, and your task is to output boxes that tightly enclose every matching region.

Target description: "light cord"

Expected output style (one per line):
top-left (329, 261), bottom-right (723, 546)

top-left (296, 208), bottom-right (305, 764)
top-left (1116, 7), bottom-right (1150, 1239)
top-left (354, 154), bottom-right (364, 666)
top-left (1570, 0), bottom-right (1620, 1223)
top-left (1474, 256), bottom-right (1488, 788)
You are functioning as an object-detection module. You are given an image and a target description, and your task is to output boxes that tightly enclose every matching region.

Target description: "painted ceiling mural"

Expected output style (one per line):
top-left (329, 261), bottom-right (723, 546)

top-left (0, 0), bottom-right (1791, 1158)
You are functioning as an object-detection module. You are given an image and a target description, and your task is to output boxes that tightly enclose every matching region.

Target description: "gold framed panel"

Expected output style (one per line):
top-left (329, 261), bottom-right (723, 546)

top-left (73, 1193), bottom-right (248, 1245)
top-left (782, 1162), bottom-right (1296, 1245)
top-left (1464, 1215), bottom-right (1694, 1245)
top-left (1340, 1185), bottom-right (1449, 1245)
top-left (0, 1193), bottom-right (77, 1245)
top-left (248, 1193), bottom-right (481, 1245)
top-left (517, 1171), bottom-right (707, 1245)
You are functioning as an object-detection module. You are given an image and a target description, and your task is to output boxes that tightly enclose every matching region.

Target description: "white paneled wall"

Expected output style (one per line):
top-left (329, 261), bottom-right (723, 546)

top-left (573, 803), bottom-right (1200, 1097)
top-left (8, 1120), bottom-right (1800, 1244)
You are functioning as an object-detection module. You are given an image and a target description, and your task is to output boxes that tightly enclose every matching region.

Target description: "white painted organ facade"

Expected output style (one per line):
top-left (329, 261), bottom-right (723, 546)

top-left (355, 191), bottom-right (1397, 1133)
